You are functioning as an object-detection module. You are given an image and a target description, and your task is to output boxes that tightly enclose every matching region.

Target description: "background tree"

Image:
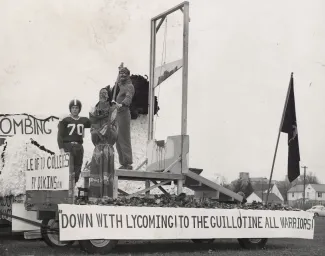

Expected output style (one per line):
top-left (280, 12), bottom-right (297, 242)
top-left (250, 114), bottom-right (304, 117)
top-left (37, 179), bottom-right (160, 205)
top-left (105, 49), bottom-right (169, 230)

top-left (296, 172), bottom-right (320, 185)
top-left (231, 178), bottom-right (254, 198)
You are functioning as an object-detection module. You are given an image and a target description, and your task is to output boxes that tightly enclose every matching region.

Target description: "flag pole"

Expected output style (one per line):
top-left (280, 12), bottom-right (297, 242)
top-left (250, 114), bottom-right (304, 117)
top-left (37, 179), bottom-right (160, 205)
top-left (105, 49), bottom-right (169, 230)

top-left (265, 72), bottom-right (293, 204)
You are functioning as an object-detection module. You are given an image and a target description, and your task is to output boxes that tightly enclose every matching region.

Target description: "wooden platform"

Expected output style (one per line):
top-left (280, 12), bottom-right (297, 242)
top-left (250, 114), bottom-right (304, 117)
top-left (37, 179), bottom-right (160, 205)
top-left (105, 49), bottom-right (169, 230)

top-left (116, 170), bottom-right (184, 182)
top-left (114, 168), bottom-right (243, 202)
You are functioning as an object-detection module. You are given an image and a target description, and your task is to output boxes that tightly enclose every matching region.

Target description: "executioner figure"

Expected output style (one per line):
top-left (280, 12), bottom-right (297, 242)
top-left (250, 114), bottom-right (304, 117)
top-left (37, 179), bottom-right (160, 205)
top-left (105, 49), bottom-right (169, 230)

top-left (87, 88), bottom-right (118, 199)
top-left (113, 67), bottom-right (135, 170)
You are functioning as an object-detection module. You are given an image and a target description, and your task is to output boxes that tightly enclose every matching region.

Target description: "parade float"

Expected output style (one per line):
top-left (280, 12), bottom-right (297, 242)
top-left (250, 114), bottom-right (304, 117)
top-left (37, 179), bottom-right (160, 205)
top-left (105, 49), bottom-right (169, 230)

top-left (0, 2), bottom-right (315, 255)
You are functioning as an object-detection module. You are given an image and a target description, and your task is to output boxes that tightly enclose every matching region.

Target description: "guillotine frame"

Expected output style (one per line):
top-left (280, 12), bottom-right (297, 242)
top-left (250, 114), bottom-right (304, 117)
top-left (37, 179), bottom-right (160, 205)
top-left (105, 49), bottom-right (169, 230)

top-left (110, 2), bottom-right (191, 198)
top-left (148, 1), bottom-right (190, 142)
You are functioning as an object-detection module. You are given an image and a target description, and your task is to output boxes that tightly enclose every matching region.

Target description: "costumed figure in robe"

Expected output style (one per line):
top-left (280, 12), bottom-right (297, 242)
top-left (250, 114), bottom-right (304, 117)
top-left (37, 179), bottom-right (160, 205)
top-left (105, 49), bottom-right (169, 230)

top-left (88, 87), bottom-right (118, 200)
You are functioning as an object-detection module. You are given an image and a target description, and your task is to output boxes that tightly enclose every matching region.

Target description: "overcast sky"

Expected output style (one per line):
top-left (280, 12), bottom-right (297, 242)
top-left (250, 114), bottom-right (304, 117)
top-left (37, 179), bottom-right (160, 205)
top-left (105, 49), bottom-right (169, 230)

top-left (1, 0), bottom-right (325, 183)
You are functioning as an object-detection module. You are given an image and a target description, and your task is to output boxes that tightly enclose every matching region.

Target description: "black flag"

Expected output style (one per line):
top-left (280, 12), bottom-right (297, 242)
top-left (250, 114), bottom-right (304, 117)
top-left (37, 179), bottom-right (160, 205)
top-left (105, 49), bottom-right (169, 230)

top-left (281, 73), bottom-right (300, 182)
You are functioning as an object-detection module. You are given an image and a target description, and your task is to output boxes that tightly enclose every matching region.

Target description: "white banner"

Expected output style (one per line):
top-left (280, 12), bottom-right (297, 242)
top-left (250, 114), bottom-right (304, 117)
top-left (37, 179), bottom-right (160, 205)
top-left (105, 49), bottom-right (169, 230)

top-left (25, 153), bottom-right (70, 191)
top-left (0, 114), bottom-right (59, 136)
top-left (58, 205), bottom-right (315, 241)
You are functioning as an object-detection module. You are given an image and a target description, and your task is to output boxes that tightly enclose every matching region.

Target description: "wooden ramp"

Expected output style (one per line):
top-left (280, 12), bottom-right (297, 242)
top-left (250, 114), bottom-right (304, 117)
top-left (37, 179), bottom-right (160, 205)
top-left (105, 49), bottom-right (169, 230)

top-left (184, 169), bottom-right (243, 202)
top-left (113, 168), bottom-right (243, 202)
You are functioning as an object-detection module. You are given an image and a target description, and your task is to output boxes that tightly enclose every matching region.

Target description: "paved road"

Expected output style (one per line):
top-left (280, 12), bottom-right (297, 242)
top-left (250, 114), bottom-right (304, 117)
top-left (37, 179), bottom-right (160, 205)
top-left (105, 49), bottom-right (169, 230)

top-left (0, 218), bottom-right (324, 256)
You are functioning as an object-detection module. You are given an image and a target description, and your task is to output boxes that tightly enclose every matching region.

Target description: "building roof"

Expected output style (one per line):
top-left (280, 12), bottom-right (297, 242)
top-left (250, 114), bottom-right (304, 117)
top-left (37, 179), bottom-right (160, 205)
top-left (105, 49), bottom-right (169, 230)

top-left (252, 183), bottom-right (274, 192)
top-left (288, 184), bottom-right (325, 193)
top-left (310, 184), bottom-right (325, 192)
top-left (249, 191), bottom-right (283, 202)
top-left (287, 185), bottom-right (304, 193)
top-left (250, 178), bottom-right (277, 183)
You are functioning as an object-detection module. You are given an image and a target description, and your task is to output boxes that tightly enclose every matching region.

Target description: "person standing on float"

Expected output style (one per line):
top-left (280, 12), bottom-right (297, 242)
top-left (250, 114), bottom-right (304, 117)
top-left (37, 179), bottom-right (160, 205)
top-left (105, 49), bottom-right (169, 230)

top-left (113, 67), bottom-right (135, 170)
top-left (57, 99), bottom-right (91, 183)
top-left (88, 88), bottom-right (118, 199)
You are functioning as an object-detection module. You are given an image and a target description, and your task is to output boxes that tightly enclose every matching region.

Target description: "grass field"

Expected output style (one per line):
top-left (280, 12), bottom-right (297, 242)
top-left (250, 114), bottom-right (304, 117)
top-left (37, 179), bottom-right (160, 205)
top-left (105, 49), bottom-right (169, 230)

top-left (0, 218), bottom-right (324, 256)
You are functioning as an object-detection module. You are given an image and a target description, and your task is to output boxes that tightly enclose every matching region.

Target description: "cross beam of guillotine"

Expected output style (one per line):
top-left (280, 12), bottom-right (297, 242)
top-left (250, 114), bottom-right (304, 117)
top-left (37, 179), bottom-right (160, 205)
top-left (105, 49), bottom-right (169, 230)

top-left (148, 2), bottom-right (190, 174)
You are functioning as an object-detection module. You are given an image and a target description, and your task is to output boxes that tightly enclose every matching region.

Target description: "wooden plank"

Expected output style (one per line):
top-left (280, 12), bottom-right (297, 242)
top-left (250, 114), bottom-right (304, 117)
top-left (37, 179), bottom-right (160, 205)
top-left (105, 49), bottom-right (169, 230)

top-left (156, 16), bottom-right (166, 33)
top-left (181, 2), bottom-right (190, 175)
top-left (127, 180), bottom-right (171, 199)
top-left (113, 175), bottom-right (118, 199)
top-left (151, 180), bottom-right (170, 196)
top-left (68, 154), bottom-right (75, 204)
top-left (135, 159), bottom-right (147, 171)
top-left (148, 19), bottom-right (156, 141)
top-left (177, 179), bottom-right (183, 195)
top-left (185, 170), bottom-right (243, 202)
top-left (181, 3), bottom-right (189, 136)
top-left (162, 156), bottom-right (181, 173)
top-left (145, 181), bottom-right (150, 196)
top-left (151, 1), bottom-right (188, 21)
top-left (116, 170), bottom-right (184, 181)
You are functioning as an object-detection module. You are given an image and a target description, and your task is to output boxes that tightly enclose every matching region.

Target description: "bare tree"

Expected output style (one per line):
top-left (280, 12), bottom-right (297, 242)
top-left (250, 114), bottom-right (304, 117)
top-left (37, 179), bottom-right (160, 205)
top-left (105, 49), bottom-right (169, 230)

top-left (219, 175), bottom-right (228, 186)
top-left (231, 178), bottom-right (254, 198)
top-left (297, 172), bottom-right (320, 185)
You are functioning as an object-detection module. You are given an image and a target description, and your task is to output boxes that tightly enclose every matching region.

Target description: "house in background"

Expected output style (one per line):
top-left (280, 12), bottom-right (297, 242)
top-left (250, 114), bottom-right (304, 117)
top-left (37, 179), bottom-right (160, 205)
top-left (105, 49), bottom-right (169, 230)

top-left (234, 173), bottom-right (284, 204)
top-left (287, 184), bottom-right (325, 206)
top-left (246, 191), bottom-right (283, 204)
top-left (250, 178), bottom-right (284, 202)
top-left (234, 173), bottom-right (284, 203)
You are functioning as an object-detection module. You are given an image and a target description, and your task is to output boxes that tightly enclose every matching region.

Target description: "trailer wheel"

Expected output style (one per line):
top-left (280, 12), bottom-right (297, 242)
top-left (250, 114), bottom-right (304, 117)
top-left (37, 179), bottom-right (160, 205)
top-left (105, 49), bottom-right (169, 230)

top-left (78, 239), bottom-right (118, 254)
top-left (191, 239), bottom-right (214, 244)
top-left (237, 238), bottom-right (268, 249)
top-left (41, 219), bottom-right (74, 247)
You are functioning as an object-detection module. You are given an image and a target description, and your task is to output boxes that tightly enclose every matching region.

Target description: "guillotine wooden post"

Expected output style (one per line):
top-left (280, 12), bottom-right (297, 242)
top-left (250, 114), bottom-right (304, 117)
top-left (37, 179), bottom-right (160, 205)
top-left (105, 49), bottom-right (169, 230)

top-left (146, 1), bottom-right (190, 195)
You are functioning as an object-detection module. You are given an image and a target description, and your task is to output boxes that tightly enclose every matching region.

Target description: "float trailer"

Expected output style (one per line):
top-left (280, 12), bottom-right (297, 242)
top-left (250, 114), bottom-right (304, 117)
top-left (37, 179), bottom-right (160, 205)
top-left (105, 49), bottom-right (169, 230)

top-left (0, 2), bottom-right (314, 255)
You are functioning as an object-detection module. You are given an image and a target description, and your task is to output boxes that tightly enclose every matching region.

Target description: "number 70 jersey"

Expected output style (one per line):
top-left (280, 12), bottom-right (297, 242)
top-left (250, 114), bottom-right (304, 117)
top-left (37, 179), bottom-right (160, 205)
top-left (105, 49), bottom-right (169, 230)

top-left (57, 116), bottom-right (91, 149)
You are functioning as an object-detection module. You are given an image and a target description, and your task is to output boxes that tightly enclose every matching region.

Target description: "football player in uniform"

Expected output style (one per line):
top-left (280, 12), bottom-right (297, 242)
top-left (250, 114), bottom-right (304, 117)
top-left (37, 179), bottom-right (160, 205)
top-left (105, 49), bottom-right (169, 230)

top-left (57, 99), bottom-right (91, 183)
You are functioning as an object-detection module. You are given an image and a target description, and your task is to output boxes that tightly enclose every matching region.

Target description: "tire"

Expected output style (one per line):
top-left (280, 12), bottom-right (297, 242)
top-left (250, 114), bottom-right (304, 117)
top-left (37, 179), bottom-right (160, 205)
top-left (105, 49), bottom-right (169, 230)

top-left (41, 219), bottom-right (74, 248)
top-left (314, 213), bottom-right (319, 217)
top-left (237, 238), bottom-right (268, 249)
top-left (78, 239), bottom-right (118, 254)
top-left (191, 239), bottom-right (214, 244)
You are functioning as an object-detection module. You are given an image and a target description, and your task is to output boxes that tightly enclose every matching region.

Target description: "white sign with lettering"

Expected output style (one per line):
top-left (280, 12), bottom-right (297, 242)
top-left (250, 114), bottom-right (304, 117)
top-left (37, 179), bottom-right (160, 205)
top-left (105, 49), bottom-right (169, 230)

top-left (58, 204), bottom-right (315, 241)
top-left (0, 115), bottom-right (59, 136)
top-left (25, 153), bottom-right (70, 191)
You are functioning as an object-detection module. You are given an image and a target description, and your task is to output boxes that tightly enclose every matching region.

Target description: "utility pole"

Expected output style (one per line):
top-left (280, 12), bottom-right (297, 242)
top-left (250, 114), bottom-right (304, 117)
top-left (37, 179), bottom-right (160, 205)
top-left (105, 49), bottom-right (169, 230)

top-left (301, 166), bottom-right (308, 208)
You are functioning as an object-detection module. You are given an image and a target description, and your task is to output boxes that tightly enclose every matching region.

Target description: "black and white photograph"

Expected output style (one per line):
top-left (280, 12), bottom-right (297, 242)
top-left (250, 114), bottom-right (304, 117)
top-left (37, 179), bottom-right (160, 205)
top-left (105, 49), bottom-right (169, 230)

top-left (0, 0), bottom-right (324, 255)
